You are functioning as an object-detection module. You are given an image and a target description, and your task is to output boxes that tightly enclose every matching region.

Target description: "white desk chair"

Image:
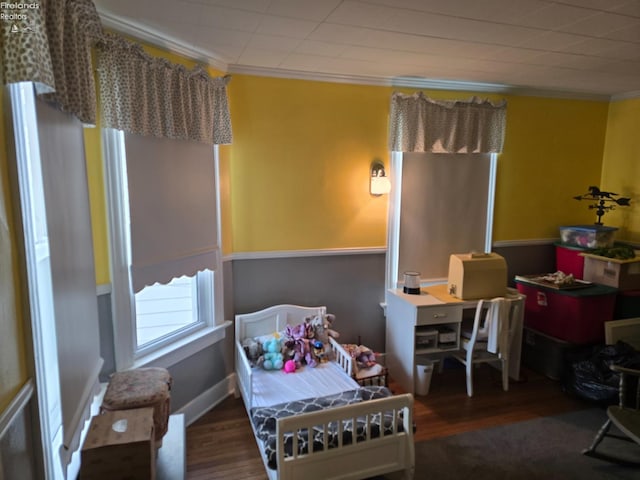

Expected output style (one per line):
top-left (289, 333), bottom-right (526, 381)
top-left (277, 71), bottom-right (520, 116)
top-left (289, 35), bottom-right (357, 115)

top-left (453, 297), bottom-right (514, 397)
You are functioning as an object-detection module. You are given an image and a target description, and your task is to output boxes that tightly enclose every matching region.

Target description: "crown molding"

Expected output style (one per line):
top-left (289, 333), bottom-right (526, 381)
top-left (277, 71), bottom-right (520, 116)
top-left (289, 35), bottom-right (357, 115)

top-left (96, 9), bottom-right (612, 101)
top-left (611, 90), bottom-right (640, 101)
top-left (220, 64), bottom-right (610, 101)
top-left (227, 64), bottom-right (515, 93)
top-left (96, 9), bottom-right (229, 73)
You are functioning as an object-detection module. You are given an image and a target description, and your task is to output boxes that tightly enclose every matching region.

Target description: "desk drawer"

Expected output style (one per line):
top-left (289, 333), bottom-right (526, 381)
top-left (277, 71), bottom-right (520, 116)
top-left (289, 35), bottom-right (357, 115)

top-left (416, 305), bottom-right (462, 326)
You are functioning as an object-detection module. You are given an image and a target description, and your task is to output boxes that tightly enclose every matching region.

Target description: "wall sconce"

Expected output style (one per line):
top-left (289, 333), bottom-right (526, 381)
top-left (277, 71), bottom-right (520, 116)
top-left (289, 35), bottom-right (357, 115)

top-left (370, 162), bottom-right (391, 196)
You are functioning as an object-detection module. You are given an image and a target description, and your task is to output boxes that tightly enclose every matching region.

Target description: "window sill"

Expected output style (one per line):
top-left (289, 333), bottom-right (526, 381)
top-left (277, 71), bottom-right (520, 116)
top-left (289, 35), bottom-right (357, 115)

top-left (131, 320), bottom-right (231, 370)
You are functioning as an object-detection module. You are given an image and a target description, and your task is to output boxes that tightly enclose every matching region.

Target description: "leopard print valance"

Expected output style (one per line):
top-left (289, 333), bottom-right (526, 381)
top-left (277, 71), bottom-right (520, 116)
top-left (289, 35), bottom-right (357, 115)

top-left (389, 92), bottom-right (507, 154)
top-left (0, 0), bottom-right (55, 94)
top-left (96, 33), bottom-right (232, 145)
top-left (1, 0), bottom-right (232, 144)
top-left (0, 0), bottom-right (102, 124)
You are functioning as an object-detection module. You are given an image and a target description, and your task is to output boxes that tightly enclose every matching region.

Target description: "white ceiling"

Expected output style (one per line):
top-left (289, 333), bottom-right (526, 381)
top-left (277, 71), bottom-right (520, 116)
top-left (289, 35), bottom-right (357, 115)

top-left (94, 0), bottom-right (640, 99)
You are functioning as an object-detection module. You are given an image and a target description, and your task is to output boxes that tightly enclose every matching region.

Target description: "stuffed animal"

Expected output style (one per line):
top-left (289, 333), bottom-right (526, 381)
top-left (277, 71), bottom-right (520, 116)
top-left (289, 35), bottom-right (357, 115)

top-left (284, 322), bottom-right (316, 369)
top-left (242, 337), bottom-right (262, 366)
top-left (354, 345), bottom-right (377, 369)
top-left (342, 343), bottom-right (378, 370)
top-left (261, 336), bottom-right (284, 370)
top-left (307, 314), bottom-right (339, 360)
top-left (283, 359), bottom-right (296, 373)
top-left (312, 339), bottom-right (328, 363)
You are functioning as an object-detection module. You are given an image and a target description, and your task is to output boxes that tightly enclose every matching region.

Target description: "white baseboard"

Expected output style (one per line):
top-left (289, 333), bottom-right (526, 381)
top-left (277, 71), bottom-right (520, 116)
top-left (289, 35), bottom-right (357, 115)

top-left (175, 374), bottom-right (237, 427)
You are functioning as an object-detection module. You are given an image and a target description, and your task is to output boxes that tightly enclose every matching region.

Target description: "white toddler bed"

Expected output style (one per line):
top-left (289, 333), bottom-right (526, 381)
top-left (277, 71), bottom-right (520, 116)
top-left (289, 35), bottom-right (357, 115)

top-left (235, 304), bottom-right (415, 480)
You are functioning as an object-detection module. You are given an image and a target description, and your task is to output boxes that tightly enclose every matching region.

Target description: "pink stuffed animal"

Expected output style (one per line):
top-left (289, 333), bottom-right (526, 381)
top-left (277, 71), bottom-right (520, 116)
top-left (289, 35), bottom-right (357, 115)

top-left (284, 359), bottom-right (296, 373)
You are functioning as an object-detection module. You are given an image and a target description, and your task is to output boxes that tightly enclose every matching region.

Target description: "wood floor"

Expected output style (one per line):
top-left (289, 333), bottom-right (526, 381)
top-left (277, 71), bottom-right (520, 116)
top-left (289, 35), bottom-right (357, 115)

top-left (185, 365), bottom-right (592, 479)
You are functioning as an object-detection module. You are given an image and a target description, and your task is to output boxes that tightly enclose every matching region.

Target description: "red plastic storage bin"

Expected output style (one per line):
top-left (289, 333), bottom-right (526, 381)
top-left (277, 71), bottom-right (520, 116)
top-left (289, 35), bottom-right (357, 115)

top-left (555, 243), bottom-right (590, 279)
top-left (515, 280), bottom-right (617, 344)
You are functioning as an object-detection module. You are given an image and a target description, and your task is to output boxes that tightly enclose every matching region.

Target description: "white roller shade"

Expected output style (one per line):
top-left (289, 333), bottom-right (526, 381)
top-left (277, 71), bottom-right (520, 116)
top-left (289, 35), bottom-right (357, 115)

top-left (8, 92), bottom-right (104, 471)
top-left (124, 133), bottom-right (219, 292)
top-left (397, 152), bottom-right (493, 283)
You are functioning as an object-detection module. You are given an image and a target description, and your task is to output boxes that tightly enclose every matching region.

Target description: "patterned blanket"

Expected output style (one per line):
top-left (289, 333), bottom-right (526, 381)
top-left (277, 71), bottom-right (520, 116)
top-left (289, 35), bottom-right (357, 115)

top-left (250, 386), bottom-right (401, 470)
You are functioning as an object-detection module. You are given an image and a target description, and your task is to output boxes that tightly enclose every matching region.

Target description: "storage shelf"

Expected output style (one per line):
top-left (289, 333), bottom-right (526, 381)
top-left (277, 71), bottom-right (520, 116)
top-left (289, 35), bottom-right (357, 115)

top-left (415, 327), bottom-right (438, 335)
top-left (415, 323), bottom-right (460, 354)
top-left (416, 345), bottom-right (459, 354)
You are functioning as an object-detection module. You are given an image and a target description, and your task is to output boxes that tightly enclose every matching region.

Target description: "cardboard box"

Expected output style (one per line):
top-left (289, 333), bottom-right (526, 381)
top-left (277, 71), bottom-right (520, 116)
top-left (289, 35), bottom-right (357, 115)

top-left (582, 253), bottom-right (640, 290)
top-left (447, 252), bottom-right (507, 300)
top-left (80, 407), bottom-right (155, 480)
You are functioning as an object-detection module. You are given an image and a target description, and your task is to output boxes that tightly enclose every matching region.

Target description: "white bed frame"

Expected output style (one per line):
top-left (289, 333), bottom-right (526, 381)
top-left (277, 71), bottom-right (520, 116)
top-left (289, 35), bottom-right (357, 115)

top-left (235, 304), bottom-right (415, 480)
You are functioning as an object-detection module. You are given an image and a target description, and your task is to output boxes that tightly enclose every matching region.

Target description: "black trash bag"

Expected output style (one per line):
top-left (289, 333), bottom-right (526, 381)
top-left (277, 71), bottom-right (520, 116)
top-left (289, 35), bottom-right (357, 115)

top-left (563, 341), bottom-right (640, 405)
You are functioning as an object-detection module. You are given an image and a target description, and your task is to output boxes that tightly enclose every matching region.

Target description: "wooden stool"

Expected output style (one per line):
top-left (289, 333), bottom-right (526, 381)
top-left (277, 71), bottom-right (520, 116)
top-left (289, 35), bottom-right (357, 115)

top-left (101, 367), bottom-right (172, 447)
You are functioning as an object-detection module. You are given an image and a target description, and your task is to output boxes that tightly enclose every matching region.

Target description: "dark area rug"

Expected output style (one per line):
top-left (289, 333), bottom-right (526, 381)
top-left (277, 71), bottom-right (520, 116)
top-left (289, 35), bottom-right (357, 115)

top-left (378, 408), bottom-right (639, 479)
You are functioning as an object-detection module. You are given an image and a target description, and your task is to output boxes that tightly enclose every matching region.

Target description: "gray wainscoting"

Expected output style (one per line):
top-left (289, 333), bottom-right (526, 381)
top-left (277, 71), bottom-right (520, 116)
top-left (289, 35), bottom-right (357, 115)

top-left (166, 334), bottom-right (233, 410)
top-left (231, 244), bottom-right (557, 352)
top-left (97, 293), bottom-right (115, 383)
top-left (494, 242), bottom-right (556, 286)
top-left (95, 243), bottom-right (555, 411)
top-left (0, 396), bottom-right (38, 480)
top-left (232, 253), bottom-right (388, 352)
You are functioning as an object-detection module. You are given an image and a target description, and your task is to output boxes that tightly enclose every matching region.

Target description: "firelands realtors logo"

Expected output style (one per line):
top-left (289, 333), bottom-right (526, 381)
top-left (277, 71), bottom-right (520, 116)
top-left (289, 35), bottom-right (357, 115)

top-left (1, 2), bottom-right (39, 33)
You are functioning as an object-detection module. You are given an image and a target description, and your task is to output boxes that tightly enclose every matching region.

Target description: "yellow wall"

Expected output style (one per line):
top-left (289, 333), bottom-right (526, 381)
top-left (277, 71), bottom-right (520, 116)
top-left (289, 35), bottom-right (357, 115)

top-left (84, 43), bottom-right (613, 278)
top-left (495, 95), bottom-right (609, 240)
top-left (83, 125), bottom-right (110, 285)
top-left (228, 76), bottom-right (391, 252)
top-left (229, 77), bottom-right (610, 251)
top-left (0, 88), bottom-right (29, 412)
top-left (600, 98), bottom-right (640, 243)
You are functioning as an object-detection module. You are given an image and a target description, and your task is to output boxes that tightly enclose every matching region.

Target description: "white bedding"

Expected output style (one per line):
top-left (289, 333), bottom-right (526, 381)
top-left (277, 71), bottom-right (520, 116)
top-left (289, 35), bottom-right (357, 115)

top-left (251, 361), bottom-right (359, 408)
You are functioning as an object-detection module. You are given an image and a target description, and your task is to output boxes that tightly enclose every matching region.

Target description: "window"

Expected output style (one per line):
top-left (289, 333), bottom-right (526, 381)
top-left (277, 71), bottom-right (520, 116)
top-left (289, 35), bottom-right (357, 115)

top-left (135, 271), bottom-right (214, 349)
top-left (386, 151), bottom-right (497, 289)
top-left (103, 129), bottom-right (226, 370)
top-left (8, 82), bottom-right (103, 478)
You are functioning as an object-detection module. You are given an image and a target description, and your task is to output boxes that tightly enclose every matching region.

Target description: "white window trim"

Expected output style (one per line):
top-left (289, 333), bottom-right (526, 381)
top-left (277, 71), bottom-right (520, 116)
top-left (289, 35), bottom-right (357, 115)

top-left (102, 129), bottom-right (228, 371)
top-left (8, 82), bottom-right (63, 480)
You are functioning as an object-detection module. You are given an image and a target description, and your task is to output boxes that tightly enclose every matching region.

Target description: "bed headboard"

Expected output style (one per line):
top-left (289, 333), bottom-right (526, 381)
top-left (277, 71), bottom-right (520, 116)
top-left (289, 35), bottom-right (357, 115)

top-left (235, 304), bottom-right (327, 341)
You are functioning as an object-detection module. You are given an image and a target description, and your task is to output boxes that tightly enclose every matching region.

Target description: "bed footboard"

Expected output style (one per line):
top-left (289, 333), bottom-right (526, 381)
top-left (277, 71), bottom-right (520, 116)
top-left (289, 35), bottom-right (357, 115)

top-left (275, 393), bottom-right (415, 480)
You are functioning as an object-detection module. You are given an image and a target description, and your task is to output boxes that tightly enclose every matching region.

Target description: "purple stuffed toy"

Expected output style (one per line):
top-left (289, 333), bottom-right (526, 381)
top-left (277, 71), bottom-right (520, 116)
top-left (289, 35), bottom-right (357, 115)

top-left (284, 322), bottom-right (317, 369)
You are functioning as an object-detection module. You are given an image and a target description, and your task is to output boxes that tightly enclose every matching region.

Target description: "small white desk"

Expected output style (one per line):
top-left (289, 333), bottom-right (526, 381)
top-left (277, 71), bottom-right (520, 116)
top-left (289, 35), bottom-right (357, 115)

top-left (385, 285), bottom-right (524, 395)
